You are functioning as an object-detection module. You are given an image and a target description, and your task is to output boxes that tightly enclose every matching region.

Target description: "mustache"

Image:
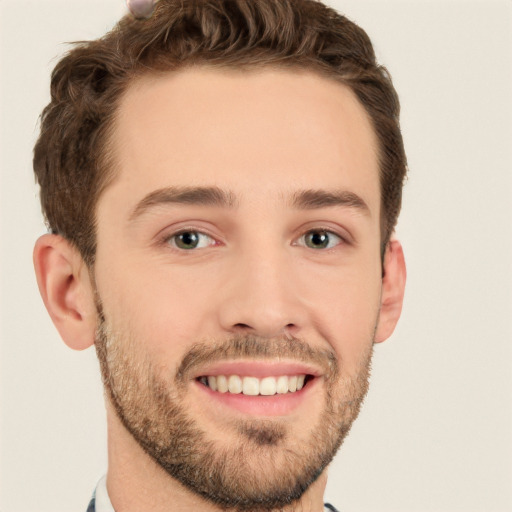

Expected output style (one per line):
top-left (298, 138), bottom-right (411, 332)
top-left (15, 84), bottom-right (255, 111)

top-left (175, 334), bottom-right (339, 383)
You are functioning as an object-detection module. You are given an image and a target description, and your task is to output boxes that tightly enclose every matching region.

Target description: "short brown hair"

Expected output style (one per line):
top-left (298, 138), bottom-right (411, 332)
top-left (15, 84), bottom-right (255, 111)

top-left (34, 0), bottom-right (407, 266)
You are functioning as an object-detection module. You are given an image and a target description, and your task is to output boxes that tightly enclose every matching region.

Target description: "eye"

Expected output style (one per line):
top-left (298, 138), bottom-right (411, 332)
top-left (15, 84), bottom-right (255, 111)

top-left (167, 230), bottom-right (216, 250)
top-left (298, 229), bottom-right (343, 250)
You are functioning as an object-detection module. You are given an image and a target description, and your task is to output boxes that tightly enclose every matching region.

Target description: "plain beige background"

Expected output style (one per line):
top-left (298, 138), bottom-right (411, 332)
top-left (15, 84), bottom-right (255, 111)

top-left (1, 0), bottom-right (511, 511)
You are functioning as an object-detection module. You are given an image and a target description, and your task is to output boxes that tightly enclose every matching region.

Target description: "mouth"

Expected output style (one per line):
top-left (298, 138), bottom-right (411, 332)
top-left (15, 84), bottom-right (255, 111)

top-left (191, 361), bottom-right (323, 416)
top-left (196, 374), bottom-right (315, 396)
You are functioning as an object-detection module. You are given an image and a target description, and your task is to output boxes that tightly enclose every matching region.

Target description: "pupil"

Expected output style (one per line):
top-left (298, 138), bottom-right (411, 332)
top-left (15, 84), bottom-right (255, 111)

top-left (178, 232), bottom-right (198, 249)
top-left (309, 231), bottom-right (328, 248)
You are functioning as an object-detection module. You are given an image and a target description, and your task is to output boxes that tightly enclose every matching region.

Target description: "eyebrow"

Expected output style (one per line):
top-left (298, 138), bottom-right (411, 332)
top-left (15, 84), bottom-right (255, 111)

top-left (129, 186), bottom-right (239, 221)
top-left (129, 185), bottom-right (371, 221)
top-left (289, 189), bottom-right (371, 215)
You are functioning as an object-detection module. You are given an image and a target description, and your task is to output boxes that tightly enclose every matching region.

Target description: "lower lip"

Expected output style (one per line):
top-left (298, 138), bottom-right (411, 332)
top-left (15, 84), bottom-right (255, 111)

top-left (194, 378), bottom-right (318, 416)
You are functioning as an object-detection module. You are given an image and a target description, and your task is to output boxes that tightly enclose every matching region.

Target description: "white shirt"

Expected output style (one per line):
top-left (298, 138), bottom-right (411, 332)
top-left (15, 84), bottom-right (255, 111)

top-left (93, 475), bottom-right (115, 512)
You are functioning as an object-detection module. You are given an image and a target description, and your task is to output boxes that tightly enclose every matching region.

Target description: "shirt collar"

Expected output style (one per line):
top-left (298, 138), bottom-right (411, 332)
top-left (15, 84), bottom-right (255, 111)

top-left (93, 475), bottom-right (115, 512)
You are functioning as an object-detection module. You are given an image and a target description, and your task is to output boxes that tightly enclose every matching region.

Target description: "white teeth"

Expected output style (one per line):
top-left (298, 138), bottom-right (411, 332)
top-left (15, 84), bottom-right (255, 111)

top-left (228, 375), bottom-right (242, 394)
top-left (260, 376), bottom-right (277, 396)
top-left (276, 376), bottom-right (288, 394)
top-left (242, 377), bottom-right (259, 396)
top-left (207, 376), bottom-right (217, 391)
top-left (217, 375), bottom-right (228, 393)
top-left (201, 374), bottom-right (309, 395)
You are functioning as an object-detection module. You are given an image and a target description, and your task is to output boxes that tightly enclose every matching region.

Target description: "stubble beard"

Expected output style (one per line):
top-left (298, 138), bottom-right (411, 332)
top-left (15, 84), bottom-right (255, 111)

top-left (94, 306), bottom-right (374, 512)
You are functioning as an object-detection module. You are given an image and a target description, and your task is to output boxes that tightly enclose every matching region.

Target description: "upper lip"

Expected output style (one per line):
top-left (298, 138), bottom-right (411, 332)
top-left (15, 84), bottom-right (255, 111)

top-left (191, 360), bottom-right (323, 379)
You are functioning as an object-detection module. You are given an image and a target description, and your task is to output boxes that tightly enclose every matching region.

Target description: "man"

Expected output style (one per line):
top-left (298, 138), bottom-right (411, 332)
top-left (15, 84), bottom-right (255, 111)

top-left (32, 0), bottom-right (407, 510)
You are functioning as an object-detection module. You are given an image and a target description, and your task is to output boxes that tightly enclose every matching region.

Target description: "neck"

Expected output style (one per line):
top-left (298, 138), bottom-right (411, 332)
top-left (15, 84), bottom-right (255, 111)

top-left (105, 404), bottom-right (328, 512)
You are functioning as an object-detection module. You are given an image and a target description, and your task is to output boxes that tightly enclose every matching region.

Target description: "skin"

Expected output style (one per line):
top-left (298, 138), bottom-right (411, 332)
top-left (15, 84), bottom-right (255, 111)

top-left (34, 67), bottom-right (406, 512)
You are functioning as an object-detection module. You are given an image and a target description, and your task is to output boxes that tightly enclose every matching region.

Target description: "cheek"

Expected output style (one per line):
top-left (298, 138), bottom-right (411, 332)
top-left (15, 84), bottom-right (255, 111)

top-left (94, 258), bottom-right (220, 360)
top-left (308, 263), bottom-right (382, 370)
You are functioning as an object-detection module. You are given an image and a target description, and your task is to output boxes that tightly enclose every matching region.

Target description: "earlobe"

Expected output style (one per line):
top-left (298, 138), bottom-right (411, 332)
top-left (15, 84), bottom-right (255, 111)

top-left (33, 234), bottom-right (97, 350)
top-left (374, 239), bottom-right (406, 344)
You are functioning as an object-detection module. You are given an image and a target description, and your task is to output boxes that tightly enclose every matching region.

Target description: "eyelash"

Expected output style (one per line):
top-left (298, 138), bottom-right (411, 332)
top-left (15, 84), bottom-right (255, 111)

top-left (162, 228), bottom-right (347, 252)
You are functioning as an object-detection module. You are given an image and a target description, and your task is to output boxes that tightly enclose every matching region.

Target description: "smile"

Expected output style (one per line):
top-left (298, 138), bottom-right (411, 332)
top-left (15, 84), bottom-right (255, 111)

top-left (197, 374), bottom-right (310, 396)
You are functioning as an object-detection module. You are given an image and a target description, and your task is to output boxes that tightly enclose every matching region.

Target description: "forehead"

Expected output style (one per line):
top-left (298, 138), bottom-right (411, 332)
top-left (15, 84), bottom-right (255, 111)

top-left (103, 66), bottom-right (380, 216)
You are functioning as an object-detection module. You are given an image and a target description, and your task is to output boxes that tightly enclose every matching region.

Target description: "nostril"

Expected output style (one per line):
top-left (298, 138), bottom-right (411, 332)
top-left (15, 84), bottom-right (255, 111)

top-left (234, 323), bottom-right (251, 329)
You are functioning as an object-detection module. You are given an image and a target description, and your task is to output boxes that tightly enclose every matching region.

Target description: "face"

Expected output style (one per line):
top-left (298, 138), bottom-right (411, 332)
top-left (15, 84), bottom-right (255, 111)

top-left (93, 67), bottom-right (383, 510)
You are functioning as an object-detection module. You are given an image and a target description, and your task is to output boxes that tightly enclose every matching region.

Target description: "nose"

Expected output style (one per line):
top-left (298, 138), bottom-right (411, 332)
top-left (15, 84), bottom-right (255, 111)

top-left (217, 246), bottom-right (306, 339)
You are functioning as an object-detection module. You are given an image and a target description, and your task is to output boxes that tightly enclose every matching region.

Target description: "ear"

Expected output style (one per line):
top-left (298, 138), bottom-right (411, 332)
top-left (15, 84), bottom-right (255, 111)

top-left (33, 234), bottom-right (97, 350)
top-left (374, 238), bottom-right (406, 344)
